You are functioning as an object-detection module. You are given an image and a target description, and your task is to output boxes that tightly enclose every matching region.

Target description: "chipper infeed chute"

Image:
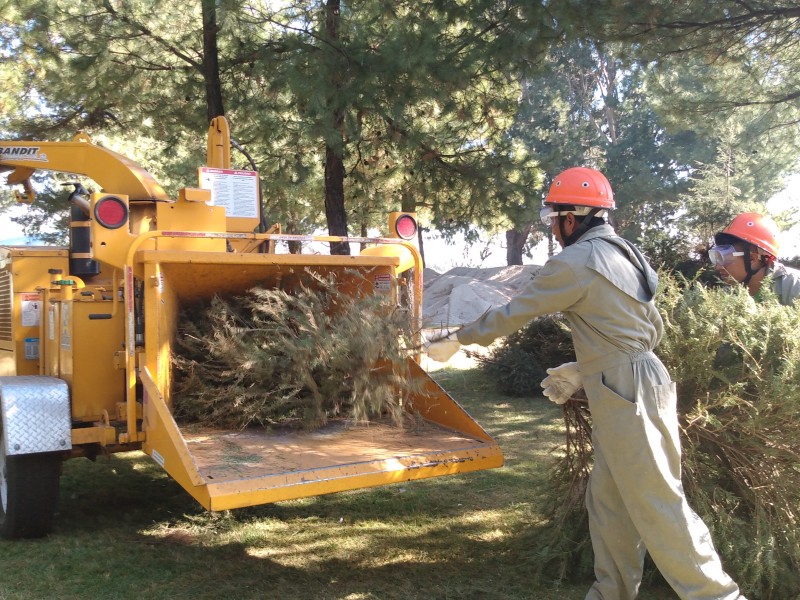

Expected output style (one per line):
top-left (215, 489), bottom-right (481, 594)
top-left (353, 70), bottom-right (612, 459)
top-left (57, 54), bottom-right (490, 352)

top-left (138, 249), bottom-right (503, 510)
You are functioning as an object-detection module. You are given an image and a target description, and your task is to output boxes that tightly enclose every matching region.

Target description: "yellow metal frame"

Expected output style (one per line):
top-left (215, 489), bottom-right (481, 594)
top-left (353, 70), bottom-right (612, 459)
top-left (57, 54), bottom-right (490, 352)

top-left (205, 116), bottom-right (261, 236)
top-left (0, 119), bottom-right (504, 513)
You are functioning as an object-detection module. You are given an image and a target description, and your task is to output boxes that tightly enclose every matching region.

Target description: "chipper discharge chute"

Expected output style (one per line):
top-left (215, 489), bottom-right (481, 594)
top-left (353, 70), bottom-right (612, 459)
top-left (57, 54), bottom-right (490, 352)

top-left (0, 117), bottom-right (502, 538)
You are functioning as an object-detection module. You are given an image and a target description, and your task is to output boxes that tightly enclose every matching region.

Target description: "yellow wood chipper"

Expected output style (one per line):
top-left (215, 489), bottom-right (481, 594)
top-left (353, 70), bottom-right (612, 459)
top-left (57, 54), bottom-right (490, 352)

top-left (0, 118), bottom-right (503, 539)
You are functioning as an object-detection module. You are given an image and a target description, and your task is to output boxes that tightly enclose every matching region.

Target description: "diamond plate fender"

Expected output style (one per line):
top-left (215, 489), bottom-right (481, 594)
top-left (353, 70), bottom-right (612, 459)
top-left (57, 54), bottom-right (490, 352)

top-left (0, 376), bottom-right (72, 456)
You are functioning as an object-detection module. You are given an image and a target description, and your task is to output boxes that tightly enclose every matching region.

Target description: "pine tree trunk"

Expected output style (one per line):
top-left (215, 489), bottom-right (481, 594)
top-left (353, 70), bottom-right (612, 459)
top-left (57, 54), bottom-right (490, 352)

top-left (505, 226), bottom-right (531, 265)
top-left (324, 0), bottom-right (350, 256)
top-left (201, 0), bottom-right (225, 121)
top-left (324, 144), bottom-right (350, 255)
top-left (417, 227), bottom-right (426, 269)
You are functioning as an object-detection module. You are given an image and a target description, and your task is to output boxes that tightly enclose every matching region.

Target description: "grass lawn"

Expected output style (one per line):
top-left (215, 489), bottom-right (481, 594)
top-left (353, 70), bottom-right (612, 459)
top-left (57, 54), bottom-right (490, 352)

top-left (0, 364), bottom-right (677, 599)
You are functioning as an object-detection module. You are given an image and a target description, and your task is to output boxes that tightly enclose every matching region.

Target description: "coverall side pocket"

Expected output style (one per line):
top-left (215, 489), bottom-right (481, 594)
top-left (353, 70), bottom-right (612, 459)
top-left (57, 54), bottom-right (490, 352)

top-left (588, 372), bottom-right (644, 468)
top-left (598, 368), bottom-right (635, 404)
top-left (653, 382), bottom-right (677, 416)
top-left (652, 382), bottom-right (682, 464)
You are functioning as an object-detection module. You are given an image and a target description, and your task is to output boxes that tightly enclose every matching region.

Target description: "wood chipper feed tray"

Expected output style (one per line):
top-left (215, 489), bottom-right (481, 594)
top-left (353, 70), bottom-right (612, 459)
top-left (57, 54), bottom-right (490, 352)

top-left (141, 357), bottom-right (502, 510)
top-left (181, 417), bottom-right (485, 483)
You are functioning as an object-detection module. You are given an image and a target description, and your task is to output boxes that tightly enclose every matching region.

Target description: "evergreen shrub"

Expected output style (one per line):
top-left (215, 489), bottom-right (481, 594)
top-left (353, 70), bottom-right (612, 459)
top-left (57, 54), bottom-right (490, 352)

top-left (476, 314), bottom-right (574, 396)
top-left (656, 275), bottom-right (800, 597)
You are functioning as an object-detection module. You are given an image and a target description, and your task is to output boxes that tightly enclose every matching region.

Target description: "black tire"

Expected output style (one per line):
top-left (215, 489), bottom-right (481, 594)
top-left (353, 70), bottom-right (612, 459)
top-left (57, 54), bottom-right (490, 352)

top-left (0, 425), bottom-right (62, 539)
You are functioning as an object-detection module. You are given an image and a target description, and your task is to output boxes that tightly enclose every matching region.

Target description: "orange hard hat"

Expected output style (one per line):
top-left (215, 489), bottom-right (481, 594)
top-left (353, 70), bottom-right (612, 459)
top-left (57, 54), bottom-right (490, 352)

top-left (716, 212), bottom-right (780, 258)
top-left (545, 167), bottom-right (615, 209)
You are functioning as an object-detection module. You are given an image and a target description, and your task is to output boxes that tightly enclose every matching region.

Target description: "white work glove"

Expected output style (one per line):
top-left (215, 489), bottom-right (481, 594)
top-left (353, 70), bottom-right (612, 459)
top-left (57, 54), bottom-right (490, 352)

top-left (540, 361), bottom-right (582, 405)
top-left (425, 329), bottom-right (461, 363)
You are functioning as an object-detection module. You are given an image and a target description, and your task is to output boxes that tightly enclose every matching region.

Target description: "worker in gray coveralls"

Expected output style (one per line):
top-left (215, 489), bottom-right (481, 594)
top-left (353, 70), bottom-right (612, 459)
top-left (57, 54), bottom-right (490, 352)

top-left (427, 167), bottom-right (746, 600)
top-left (710, 212), bottom-right (800, 306)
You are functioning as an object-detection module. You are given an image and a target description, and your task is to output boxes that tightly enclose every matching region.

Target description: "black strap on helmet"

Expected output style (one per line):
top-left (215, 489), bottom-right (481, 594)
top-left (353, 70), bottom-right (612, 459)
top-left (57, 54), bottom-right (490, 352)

top-left (559, 207), bottom-right (602, 247)
top-left (741, 243), bottom-right (767, 287)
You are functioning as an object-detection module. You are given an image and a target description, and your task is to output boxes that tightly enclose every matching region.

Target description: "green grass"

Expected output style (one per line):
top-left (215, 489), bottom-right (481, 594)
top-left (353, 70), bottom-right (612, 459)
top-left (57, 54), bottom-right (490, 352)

top-left (0, 368), bottom-right (676, 599)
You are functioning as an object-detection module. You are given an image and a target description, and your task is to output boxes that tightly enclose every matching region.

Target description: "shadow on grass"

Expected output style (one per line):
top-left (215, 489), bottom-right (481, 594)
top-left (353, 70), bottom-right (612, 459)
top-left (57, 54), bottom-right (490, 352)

top-left (36, 471), bottom-right (675, 600)
top-left (0, 368), bottom-right (675, 600)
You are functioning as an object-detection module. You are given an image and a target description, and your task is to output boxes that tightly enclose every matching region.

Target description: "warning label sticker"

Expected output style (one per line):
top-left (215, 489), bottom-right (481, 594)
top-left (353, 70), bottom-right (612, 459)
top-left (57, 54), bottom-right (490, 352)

top-left (199, 167), bottom-right (259, 219)
top-left (374, 274), bottom-right (393, 292)
top-left (21, 293), bottom-right (41, 327)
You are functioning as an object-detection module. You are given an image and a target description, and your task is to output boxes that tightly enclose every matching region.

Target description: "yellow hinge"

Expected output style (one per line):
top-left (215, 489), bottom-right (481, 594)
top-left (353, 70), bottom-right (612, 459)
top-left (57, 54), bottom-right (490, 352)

top-left (71, 425), bottom-right (117, 446)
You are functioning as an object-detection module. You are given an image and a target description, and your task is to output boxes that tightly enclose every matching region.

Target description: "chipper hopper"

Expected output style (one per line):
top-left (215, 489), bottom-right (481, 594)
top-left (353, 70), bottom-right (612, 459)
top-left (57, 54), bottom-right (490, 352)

top-left (0, 118), bottom-right (503, 538)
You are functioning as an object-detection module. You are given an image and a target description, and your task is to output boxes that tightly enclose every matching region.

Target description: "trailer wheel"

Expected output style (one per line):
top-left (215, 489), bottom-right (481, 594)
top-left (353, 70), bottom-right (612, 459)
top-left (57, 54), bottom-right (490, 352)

top-left (0, 418), bottom-right (62, 539)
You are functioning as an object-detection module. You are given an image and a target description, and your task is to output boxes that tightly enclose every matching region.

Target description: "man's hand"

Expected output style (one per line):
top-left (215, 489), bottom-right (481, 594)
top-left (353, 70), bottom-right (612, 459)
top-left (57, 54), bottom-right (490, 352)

top-left (424, 329), bottom-right (461, 363)
top-left (540, 361), bottom-right (582, 405)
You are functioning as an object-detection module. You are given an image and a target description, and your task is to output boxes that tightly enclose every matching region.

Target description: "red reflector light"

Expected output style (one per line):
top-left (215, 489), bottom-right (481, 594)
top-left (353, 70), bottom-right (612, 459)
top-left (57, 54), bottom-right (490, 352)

top-left (94, 196), bottom-right (128, 229)
top-left (394, 214), bottom-right (417, 240)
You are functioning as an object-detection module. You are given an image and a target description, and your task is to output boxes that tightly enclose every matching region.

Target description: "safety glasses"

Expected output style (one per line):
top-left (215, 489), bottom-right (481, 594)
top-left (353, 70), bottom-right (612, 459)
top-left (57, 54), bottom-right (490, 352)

top-left (539, 205), bottom-right (604, 227)
top-left (539, 205), bottom-right (566, 227)
top-left (708, 244), bottom-right (744, 267)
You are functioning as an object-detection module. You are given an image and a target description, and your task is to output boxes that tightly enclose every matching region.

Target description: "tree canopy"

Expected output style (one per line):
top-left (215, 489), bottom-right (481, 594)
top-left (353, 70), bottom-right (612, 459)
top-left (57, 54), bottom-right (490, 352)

top-left (1, 0), bottom-right (798, 263)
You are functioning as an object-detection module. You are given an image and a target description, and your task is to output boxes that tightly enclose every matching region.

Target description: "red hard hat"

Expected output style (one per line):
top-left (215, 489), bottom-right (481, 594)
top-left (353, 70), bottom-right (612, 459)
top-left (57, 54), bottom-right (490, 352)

top-left (545, 167), bottom-right (615, 209)
top-left (716, 213), bottom-right (780, 258)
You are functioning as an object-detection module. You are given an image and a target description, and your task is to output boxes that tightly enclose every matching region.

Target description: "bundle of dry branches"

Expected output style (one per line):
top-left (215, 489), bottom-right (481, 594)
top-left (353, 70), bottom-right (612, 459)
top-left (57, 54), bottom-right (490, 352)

top-left (171, 270), bottom-right (417, 431)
